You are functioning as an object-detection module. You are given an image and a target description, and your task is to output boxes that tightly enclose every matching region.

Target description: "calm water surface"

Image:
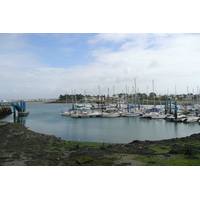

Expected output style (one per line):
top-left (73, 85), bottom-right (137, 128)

top-left (1, 102), bottom-right (200, 143)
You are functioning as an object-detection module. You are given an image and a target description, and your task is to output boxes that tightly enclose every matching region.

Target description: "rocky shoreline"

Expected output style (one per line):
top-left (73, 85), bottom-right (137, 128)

top-left (0, 106), bottom-right (12, 117)
top-left (1, 121), bottom-right (200, 166)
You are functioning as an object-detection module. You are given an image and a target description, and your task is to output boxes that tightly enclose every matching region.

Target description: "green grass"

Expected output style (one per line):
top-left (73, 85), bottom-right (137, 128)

top-left (175, 141), bottom-right (200, 147)
top-left (106, 153), bottom-right (122, 159)
top-left (63, 141), bottom-right (108, 148)
top-left (131, 142), bottom-right (200, 166)
top-left (132, 154), bottom-right (200, 166)
top-left (148, 144), bottom-right (171, 154)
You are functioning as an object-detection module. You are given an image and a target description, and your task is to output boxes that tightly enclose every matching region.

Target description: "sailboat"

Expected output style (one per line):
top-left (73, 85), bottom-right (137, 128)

top-left (182, 114), bottom-right (200, 123)
top-left (61, 110), bottom-right (72, 116)
top-left (61, 92), bottom-right (72, 116)
top-left (122, 111), bottom-right (141, 117)
top-left (141, 81), bottom-right (158, 118)
top-left (122, 79), bottom-right (142, 117)
top-left (141, 108), bottom-right (159, 118)
top-left (101, 111), bottom-right (120, 118)
top-left (151, 110), bottom-right (168, 119)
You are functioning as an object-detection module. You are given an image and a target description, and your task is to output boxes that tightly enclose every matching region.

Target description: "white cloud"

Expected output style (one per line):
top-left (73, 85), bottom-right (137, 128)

top-left (88, 33), bottom-right (133, 44)
top-left (86, 33), bottom-right (200, 94)
top-left (1, 33), bottom-right (200, 100)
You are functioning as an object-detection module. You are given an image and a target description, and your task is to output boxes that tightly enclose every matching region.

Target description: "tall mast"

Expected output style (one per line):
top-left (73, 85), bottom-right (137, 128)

top-left (175, 84), bottom-right (177, 101)
top-left (192, 88), bottom-right (194, 104)
top-left (108, 88), bottom-right (109, 104)
top-left (71, 88), bottom-right (74, 110)
top-left (134, 78), bottom-right (137, 107)
top-left (84, 90), bottom-right (86, 103)
top-left (74, 89), bottom-right (77, 104)
top-left (152, 79), bottom-right (155, 106)
top-left (98, 85), bottom-right (100, 101)
top-left (126, 85), bottom-right (127, 102)
top-left (132, 86), bottom-right (134, 105)
top-left (147, 85), bottom-right (149, 109)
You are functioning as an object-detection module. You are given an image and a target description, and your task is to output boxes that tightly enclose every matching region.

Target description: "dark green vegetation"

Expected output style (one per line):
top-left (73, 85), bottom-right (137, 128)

top-left (57, 92), bottom-right (198, 104)
top-left (1, 122), bottom-right (200, 166)
top-left (58, 94), bottom-right (85, 102)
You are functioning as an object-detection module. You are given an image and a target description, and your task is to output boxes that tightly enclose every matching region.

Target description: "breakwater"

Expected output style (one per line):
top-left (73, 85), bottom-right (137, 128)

top-left (0, 106), bottom-right (12, 116)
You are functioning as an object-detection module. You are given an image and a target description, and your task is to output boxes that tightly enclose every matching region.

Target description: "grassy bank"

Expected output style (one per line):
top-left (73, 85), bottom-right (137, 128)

top-left (1, 121), bottom-right (200, 166)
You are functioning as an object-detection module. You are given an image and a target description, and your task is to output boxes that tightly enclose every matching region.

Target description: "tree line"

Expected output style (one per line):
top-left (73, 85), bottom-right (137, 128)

top-left (58, 92), bottom-right (199, 103)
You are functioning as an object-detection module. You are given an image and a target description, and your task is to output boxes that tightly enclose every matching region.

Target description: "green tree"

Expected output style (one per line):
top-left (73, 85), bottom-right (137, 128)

top-left (149, 92), bottom-right (156, 99)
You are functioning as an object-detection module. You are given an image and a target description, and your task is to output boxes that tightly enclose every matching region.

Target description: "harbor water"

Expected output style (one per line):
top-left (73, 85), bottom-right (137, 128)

top-left (1, 102), bottom-right (200, 143)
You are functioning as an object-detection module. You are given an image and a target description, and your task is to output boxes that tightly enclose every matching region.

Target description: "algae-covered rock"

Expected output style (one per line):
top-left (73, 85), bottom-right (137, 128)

top-left (0, 122), bottom-right (8, 127)
top-left (76, 156), bottom-right (93, 164)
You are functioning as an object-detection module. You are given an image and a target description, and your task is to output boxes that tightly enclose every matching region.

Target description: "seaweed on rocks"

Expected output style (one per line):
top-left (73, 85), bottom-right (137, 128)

top-left (1, 122), bottom-right (200, 166)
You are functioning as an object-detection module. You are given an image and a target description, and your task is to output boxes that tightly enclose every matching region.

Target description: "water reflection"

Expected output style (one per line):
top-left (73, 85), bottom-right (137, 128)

top-left (174, 123), bottom-right (178, 137)
top-left (62, 116), bottom-right (200, 143)
top-left (15, 116), bottom-right (27, 125)
top-left (1, 102), bottom-right (200, 143)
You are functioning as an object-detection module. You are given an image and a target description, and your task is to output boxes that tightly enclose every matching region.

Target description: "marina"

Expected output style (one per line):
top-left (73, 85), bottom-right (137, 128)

top-left (1, 102), bottom-right (200, 144)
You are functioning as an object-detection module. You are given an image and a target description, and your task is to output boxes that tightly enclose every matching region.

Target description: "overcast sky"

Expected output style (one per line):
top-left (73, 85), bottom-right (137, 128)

top-left (1, 0), bottom-right (200, 100)
top-left (1, 0), bottom-right (200, 191)
top-left (1, 33), bottom-right (200, 100)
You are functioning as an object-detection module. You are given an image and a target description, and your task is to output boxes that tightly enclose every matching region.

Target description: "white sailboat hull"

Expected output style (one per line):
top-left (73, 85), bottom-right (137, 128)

top-left (101, 113), bottom-right (120, 118)
top-left (61, 111), bottom-right (71, 116)
top-left (122, 112), bottom-right (140, 117)
top-left (141, 112), bottom-right (158, 118)
top-left (151, 114), bottom-right (167, 119)
top-left (184, 116), bottom-right (200, 123)
top-left (71, 113), bottom-right (79, 118)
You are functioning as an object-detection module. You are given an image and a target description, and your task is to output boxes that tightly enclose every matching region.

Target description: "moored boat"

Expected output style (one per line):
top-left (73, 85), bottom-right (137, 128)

top-left (87, 111), bottom-right (102, 118)
top-left (61, 109), bottom-right (74, 116)
top-left (165, 113), bottom-right (186, 122)
top-left (122, 112), bottom-right (140, 117)
top-left (101, 112), bottom-right (120, 118)
top-left (18, 111), bottom-right (30, 117)
top-left (71, 110), bottom-right (89, 118)
top-left (141, 112), bottom-right (158, 118)
top-left (61, 111), bottom-right (71, 116)
top-left (183, 115), bottom-right (200, 123)
top-left (71, 113), bottom-right (79, 118)
top-left (151, 111), bottom-right (168, 119)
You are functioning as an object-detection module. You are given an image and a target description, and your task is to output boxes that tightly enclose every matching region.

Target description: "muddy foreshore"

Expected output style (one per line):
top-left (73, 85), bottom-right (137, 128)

top-left (1, 121), bottom-right (200, 166)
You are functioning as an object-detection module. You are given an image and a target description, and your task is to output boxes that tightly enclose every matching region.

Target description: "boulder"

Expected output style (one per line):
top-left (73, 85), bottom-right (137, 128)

top-left (168, 149), bottom-right (179, 154)
top-left (76, 157), bottom-right (93, 164)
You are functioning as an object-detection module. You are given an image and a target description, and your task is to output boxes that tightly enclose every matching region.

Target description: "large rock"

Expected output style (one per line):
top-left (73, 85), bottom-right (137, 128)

top-left (76, 157), bottom-right (93, 164)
